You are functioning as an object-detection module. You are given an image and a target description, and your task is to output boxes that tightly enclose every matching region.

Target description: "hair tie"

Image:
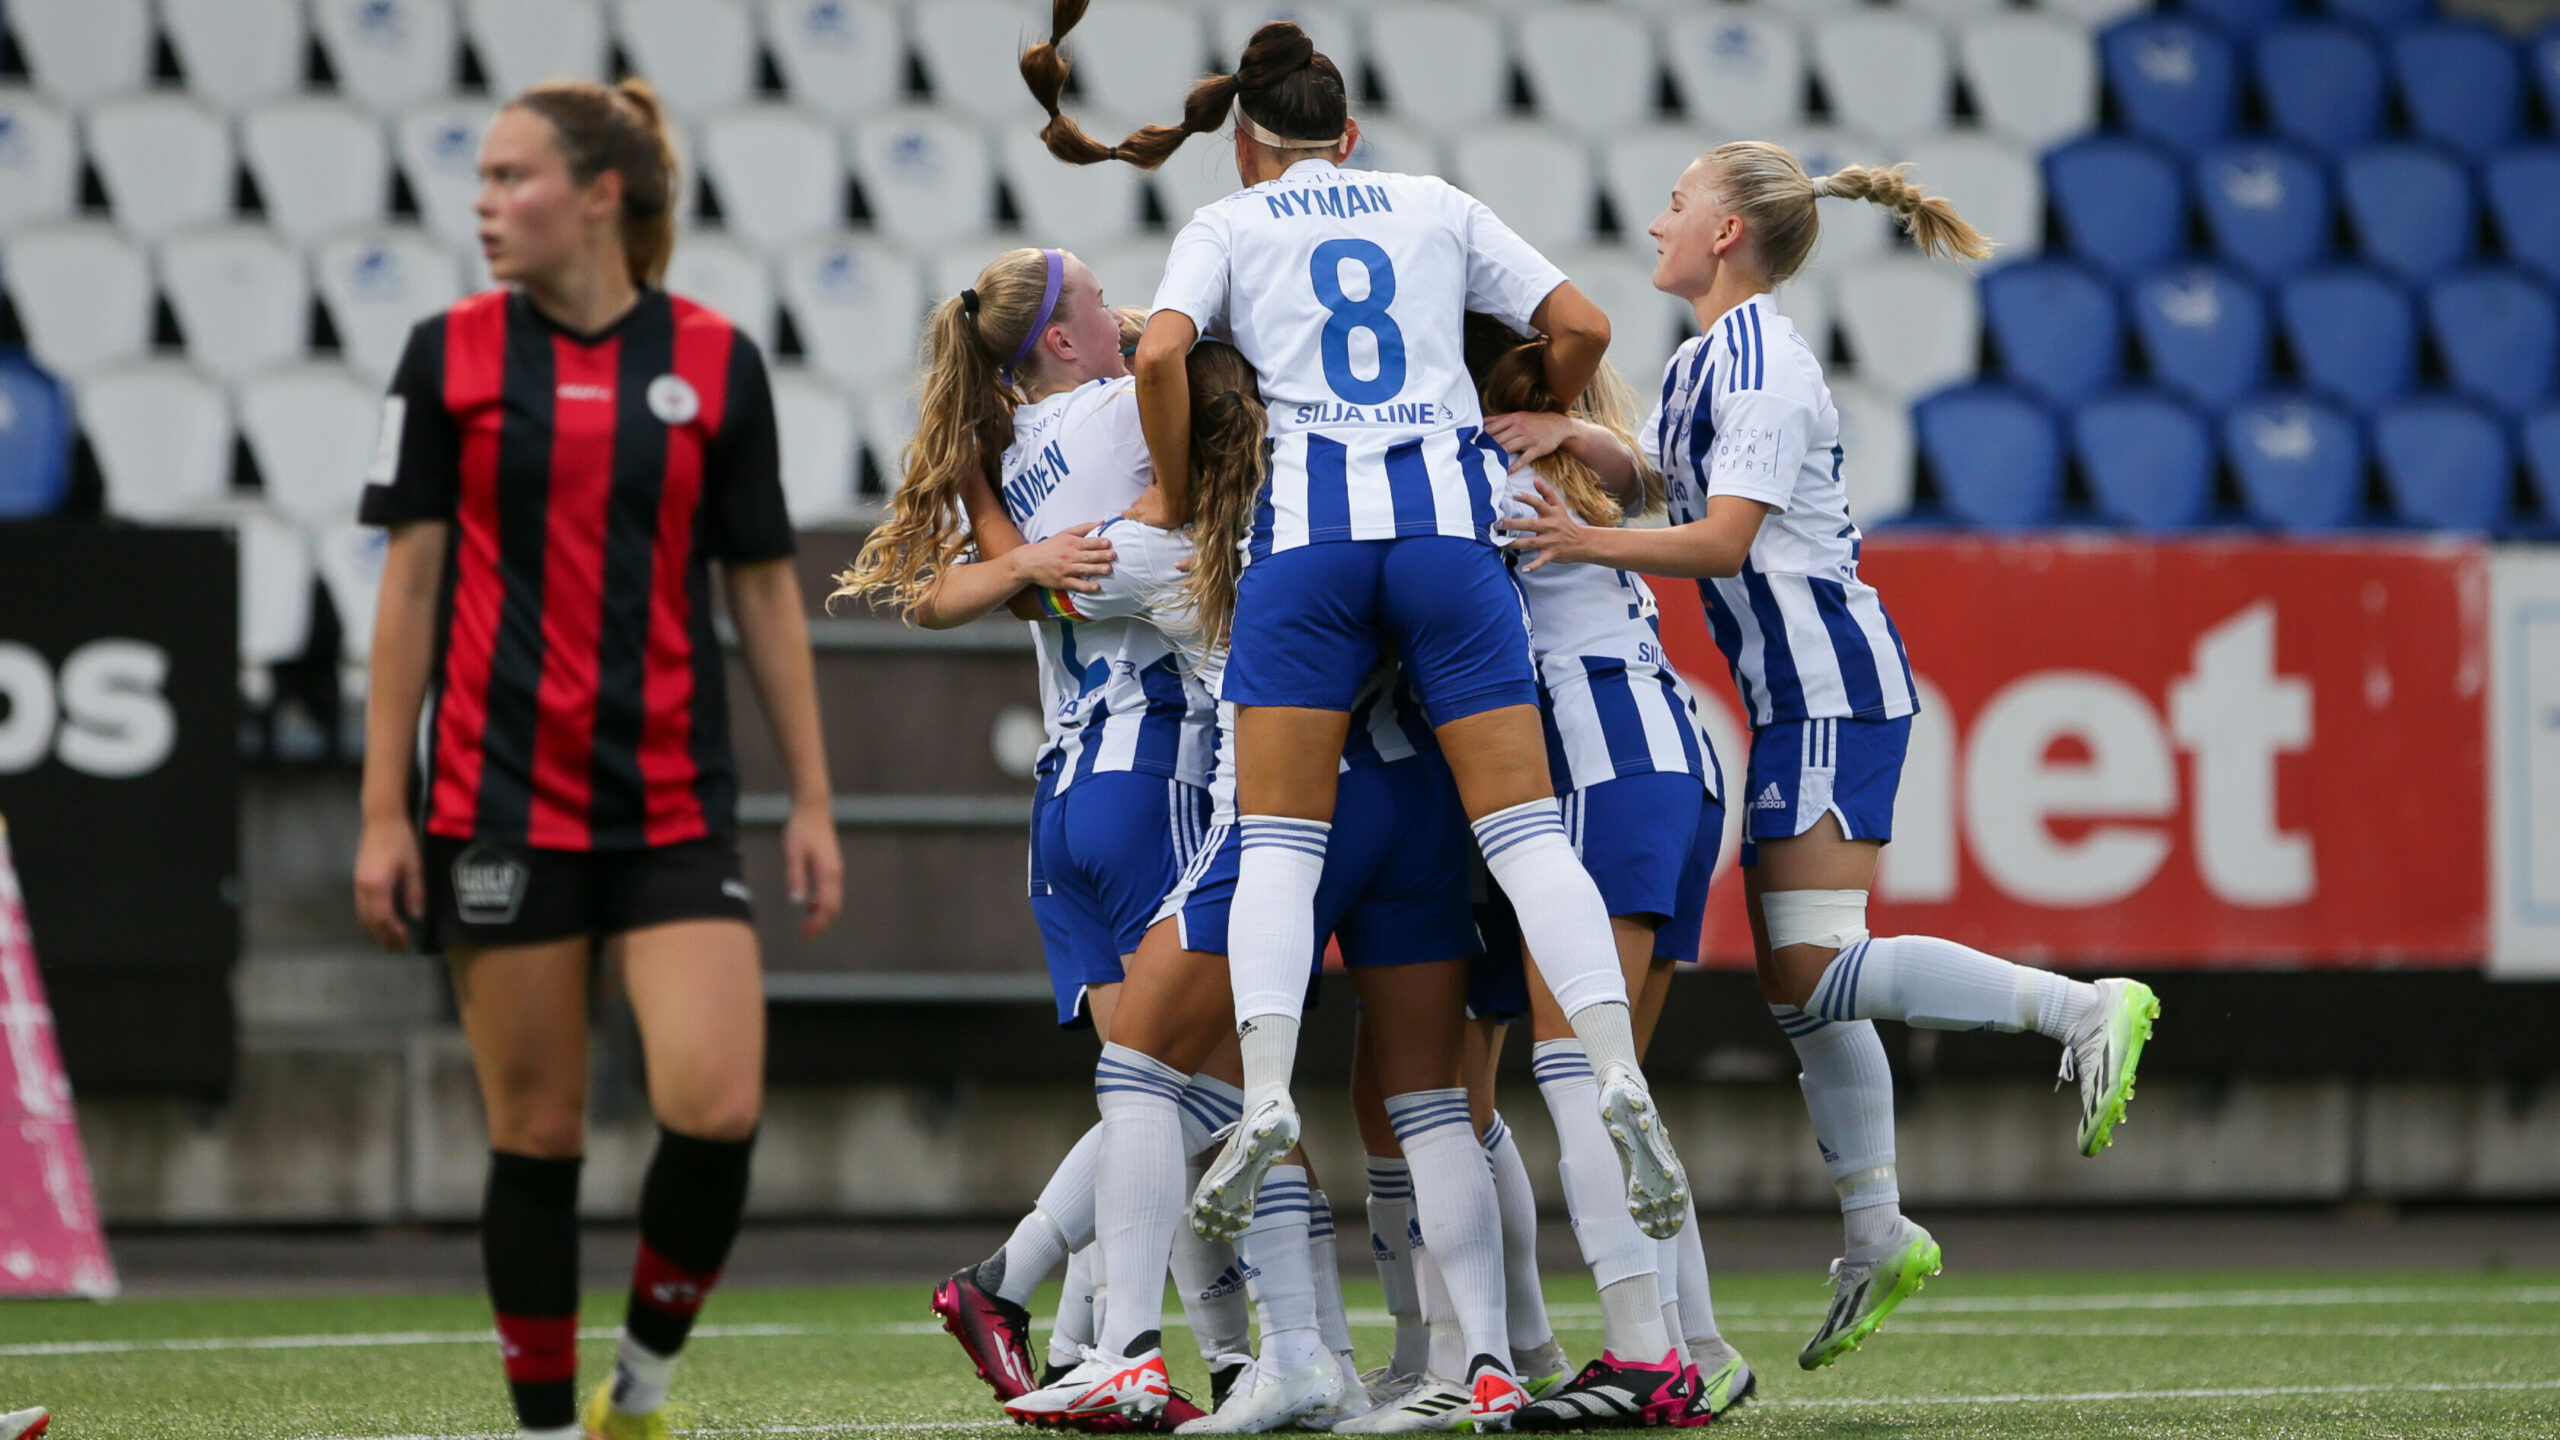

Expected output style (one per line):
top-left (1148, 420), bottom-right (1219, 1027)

top-left (960, 287), bottom-right (981, 316)
top-left (1001, 249), bottom-right (1066, 385)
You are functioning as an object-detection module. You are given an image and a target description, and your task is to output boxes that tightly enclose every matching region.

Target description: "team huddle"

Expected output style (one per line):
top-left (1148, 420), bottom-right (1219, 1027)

top-left (830, 6), bottom-right (2166, 1434)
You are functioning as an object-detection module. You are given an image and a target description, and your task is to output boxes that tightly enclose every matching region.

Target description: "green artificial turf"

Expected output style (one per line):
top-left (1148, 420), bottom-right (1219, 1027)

top-left (5, 1268), bottom-right (2556, 1438)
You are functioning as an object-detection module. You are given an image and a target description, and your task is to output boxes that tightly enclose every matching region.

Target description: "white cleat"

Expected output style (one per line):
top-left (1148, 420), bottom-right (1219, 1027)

top-left (1003, 1345), bottom-right (1174, 1428)
top-left (1596, 1062), bottom-right (1689, 1239)
top-left (1295, 1354), bottom-right (1370, 1431)
top-left (1328, 1376), bottom-right (1476, 1433)
top-left (2063, 978), bottom-right (2160, 1157)
top-left (1191, 1094), bottom-right (1301, 1241)
top-left (0, 1408), bottom-right (45, 1440)
top-left (1176, 1355), bottom-right (1344, 1433)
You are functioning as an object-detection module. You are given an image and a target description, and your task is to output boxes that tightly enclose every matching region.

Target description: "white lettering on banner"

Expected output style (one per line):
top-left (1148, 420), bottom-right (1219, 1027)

top-left (0, 644), bottom-right (52, 773)
top-left (2489, 550), bottom-right (2560, 977)
top-left (1878, 678), bottom-right (1956, 902)
top-left (2169, 603), bottom-right (2316, 906)
top-left (0, 640), bottom-right (175, 779)
top-left (1966, 673), bottom-right (2177, 906)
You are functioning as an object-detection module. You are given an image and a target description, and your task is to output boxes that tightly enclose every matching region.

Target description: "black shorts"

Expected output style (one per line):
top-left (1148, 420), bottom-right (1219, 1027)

top-left (420, 834), bottom-right (754, 953)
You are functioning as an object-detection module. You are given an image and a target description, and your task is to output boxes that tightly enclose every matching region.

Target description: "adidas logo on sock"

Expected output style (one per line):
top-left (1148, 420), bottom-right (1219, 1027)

top-left (1752, 783), bottom-right (1787, 811)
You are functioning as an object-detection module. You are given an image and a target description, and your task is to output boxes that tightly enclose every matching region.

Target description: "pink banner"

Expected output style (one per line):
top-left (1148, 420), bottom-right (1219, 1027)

top-left (0, 818), bottom-right (116, 1297)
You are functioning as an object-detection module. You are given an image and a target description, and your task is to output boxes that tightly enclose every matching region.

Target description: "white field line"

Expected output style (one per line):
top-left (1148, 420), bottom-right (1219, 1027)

top-left (0, 1323), bottom-right (810, 1358)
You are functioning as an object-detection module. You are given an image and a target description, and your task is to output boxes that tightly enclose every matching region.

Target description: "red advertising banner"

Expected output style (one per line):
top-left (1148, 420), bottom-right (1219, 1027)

top-left (0, 817), bottom-right (116, 1296)
top-left (1651, 537), bottom-right (2488, 969)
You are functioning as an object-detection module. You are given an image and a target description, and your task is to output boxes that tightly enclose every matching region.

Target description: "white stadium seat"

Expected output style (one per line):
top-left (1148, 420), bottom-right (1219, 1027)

top-left (1960, 17), bottom-right (2099, 152)
top-left (2039, 0), bottom-right (2152, 27)
top-left (701, 106), bottom-right (842, 252)
top-left (1779, 127), bottom-right (1898, 276)
top-left (1206, 2), bottom-right (1363, 93)
top-left (1000, 125), bottom-right (1147, 251)
top-left (1082, 237), bottom-right (1173, 320)
top-left (910, 0), bottom-right (1047, 124)
top-left (760, 0), bottom-right (907, 124)
top-left (1835, 255), bottom-right (1980, 399)
top-left (849, 107), bottom-right (996, 248)
top-left (616, 0), bottom-right (759, 120)
top-left (860, 383), bottom-right (922, 493)
top-left (160, 226), bottom-right (312, 383)
top-left (313, 520), bottom-right (388, 668)
top-left (666, 234), bottom-right (777, 352)
top-left (314, 0), bottom-right (462, 113)
top-left (1344, 118), bottom-right (1445, 179)
top-left (315, 228), bottom-right (465, 385)
top-left (1367, 3), bottom-right (1509, 135)
top-left (1152, 132), bottom-right (1250, 227)
top-left (236, 506), bottom-right (316, 687)
top-left (237, 363), bottom-right (385, 524)
top-left (1665, 11), bottom-right (1805, 138)
top-left (1062, 0), bottom-right (1208, 123)
top-left (242, 100), bottom-right (392, 246)
top-left (1451, 123), bottom-right (1596, 257)
top-left (1, 223), bottom-right (153, 380)
top-left (780, 235), bottom-right (925, 389)
top-left (79, 361), bottom-right (234, 521)
top-left (1905, 134), bottom-right (2042, 260)
top-left (1601, 126), bottom-right (1706, 243)
top-left (10, 0), bottom-right (152, 106)
top-left (462, 0), bottom-right (608, 97)
top-left (1897, 0), bottom-right (2011, 23)
top-left (1549, 248), bottom-right (1689, 403)
top-left (1811, 13), bottom-right (1952, 143)
top-left (1774, 271), bottom-right (1836, 370)
top-left (395, 103), bottom-right (496, 253)
top-left (164, 0), bottom-right (306, 113)
top-left (1516, 5), bottom-right (1660, 138)
top-left (924, 237), bottom-right (1028, 312)
top-left (770, 367), bottom-right (863, 525)
top-left (0, 89), bottom-right (78, 233)
top-left (84, 95), bottom-right (235, 243)
top-left (1831, 378), bottom-right (1916, 522)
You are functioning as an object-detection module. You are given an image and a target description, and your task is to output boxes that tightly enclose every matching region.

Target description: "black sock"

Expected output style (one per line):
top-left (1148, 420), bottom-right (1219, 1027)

top-left (623, 1126), bottom-right (755, 1358)
top-left (484, 1151), bottom-right (583, 1431)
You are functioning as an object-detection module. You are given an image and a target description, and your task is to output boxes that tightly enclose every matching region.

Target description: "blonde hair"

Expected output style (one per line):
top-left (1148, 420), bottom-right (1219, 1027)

top-left (509, 78), bottom-right (679, 287)
top-left (1177, 342), bottom-right (1272, 651)
top-left (1703, 141), bottom-right (1993, 286)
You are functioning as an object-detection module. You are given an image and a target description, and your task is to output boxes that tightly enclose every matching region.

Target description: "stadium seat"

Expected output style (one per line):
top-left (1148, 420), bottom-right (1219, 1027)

top-left (2374, 396), bottom-right (2512, 531)
top-left (2485, 147), bottom-right (2560, 284)
top-left (164, 0), bottom-right (305, 113)
top-left (1811, 14), bottom-right (1951, 142)
top-left (1518, 4), bottom-right (1658, 138)
top-left (1958, 16), bottom-right (2098, 151)
top-left (770, 367), bottom-right (863, 526)
top-left (78, 361), bottom-right (233, 521)
top-left (242, 100), bottom-right (392, 247)
top-left (2391, 22), bottom-right (2523, 162)
top-left (1782, 128), bottom-right (1898, 274)
top-left (1773, 272), bottom-right (1834, 375)
top-left (780, 235), bottom-right (926, 390)
top-left (2339, 144), bottom-right (2476, 283)
top-left (1366, 3), bottom-right (1509, 134)
top-left (462, 0), bottom-right (609, 97)
top-left (1207, 3), bottom-right (1364, 100)
top-left (2194, 141), bottom-right (2331, 282)
top-left (924, 236), bottom-right (1029, 309)
top-left (2131, 264), bottom-right (2268, 410)
top-left (0, 350), bottom-right (71, 519)
top-left (1154, 130), bottom-right (1254, 227)
top-left (0, 90), bottom-right (79, 234)
top-left (1000, 124), bottom-right (1149, 252)
top-left (1831, 378), bottom-right (1916, 523)
top-left (2183, 0), bottom-right (2288, 36)
top-left (849, 108), bottom-right (996, 249)
top-left (313, 0), bottom-right (461, 113)
top-left (1896, 0), bottom-right (2009, 23)
top-left (2523, 404), bottom-right (2560, 518)
top-left (313, 520), bottom-right (386, 676)
top-left (85, 95), bottom-right (235, 243)
top-left (1836, 256), bottom-right (1981, 400)
top-left (1343, 118), bottom-right (1443, 180)
top-left (395, 104), bottom-right (497, 254)
top-left (237, 364), bottom-right (385, 524)
top-left (666, 234), bottom-right (778, 353)
top-left (1914, 384), bottom-right (2062, 528)
top-left (616, 0), bottom-right (759, 120)
top-left (2045, 136), bottom-right (2187, 281)
top-left (2043, 0), bottom-right (2154, 24)
top-left (861, 383), bottom-right (922, 493)
top-left (701, 107), bottom-right (843, 254)
top-left (2425, 268), bottom-right (2558, 419)
top-left (2223, 393), bottom-right (2365, 530)
top-left (2254, 22), bottom-right (2386, 157)
top-left (235, 506), bottom-right (315, 691)
top-left (2098, 15), bottom-right (2238, 156)
top-left (315, 229), bottom-right (465, 385)
top-left (160, 226), bottom-right (312, 383)
top-left (1906, 136), bottom-right (2042, 261)
top-left (759, 0), bottom-right (906, 125)
top-left (2328, 0), bottom-right (2436, 33)
top-left (2073, 390), bottom-right (2215, 530)
top-left (2534, 25), bottom-right (2560, 141)
top-left (1, 223), bottom-right (152, 381)
top-left (1551, 247), bottom-right (1688, 397)
top-left (1451, 124), bottom-right (1595, 257)
top-left (1981, 258), bottom-right (2120, 407)
top-left (1082, 237), bottom-right (1172, 320)
top-left (2277, 266), bottom-right (2417, 412)
top-left (9, 0), bottom-right (152, 106)
top-left (1664, 11), bottom-right (1805, 136)
top-left (911, 0), bottom-right (1046, 123)
top-left (1062, 0), bottom-right (1209, 123)
top-left (1601, 127), bottom-right (1708, 254)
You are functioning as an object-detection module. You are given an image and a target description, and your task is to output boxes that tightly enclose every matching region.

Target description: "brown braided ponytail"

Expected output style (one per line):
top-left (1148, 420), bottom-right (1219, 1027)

top-left (1021, 5), bottom-right (1347, 170)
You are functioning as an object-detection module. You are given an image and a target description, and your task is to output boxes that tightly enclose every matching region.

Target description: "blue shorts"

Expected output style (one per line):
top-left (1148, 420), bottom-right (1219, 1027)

top-left (1223, 538), bottom-right (1537, 727)
top-left (1564, 770), bottom-right (1723, 966)
top-left (1738, 716), bottom-right (1911, 867)
top-left (1466, 874), bottom-right (1531, 1021)
top-left (1031, 769), bottom-right (1215, 1026)
top-left (1161, 752), bottom-right (1482, 971)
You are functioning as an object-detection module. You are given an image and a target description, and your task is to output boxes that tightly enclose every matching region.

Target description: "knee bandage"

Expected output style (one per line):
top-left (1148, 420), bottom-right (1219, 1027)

top-left (1759, 889), bottom-right (1870, 952)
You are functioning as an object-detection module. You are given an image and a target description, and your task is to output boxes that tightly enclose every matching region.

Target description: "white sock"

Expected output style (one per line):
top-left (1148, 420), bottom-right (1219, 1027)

top-left (1388, 1088), bottom-right (1510, 1373)
top-left (1565, 998), bottom-right (1644, 1080)
top-left (1416, 1243), bottom-right (1466, 1382)
top-left (1180, 1073), bottom-right (1246, 1157)
top-left (1231, 816), bottom-right (1329, 1102)
top-left (1594, 1274), bottom-right (1670, 1363)
top-left (1480, 1112), bottom-right (1552, 1355)
top-left (1172, 1158), bottom-right (1251, 1363)
top-left (1238, 1164), bottom-right (1325, 1372)
top-left (1808, 935), bottom-right (2097, 1040)
top-left (1050, 1245), bottom-right (1097, 1367)
top-left (1367, 1156), bottom-right (1428, 1377)
top-left (610, 1332), bottom-right (676, 1415)
top-left (1474, 799), bottom-right (1629, 1020)
top-left (992, 1123), bottom-right (1102, 1306)
top-left (1672, 1202), bottom-right (1720, 1346)
top-left (1532, 1039), bottom-right (1660, 1349)
top-left (1093, 1043), bottom-right (1188, 1356)
top-left (1308, 1188), bottom-right (1357, 1360)
top-left (1773, 1004), bottom-right (1905, 1263)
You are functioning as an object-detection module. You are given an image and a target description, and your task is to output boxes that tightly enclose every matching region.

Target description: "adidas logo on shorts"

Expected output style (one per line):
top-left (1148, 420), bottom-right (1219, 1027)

top-left (1752, 782), bottom-right (1788, 812)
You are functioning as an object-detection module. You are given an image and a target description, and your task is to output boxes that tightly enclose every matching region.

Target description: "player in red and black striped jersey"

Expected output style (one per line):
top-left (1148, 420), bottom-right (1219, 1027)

top-left (351, 79), bottom-right (841, 1440)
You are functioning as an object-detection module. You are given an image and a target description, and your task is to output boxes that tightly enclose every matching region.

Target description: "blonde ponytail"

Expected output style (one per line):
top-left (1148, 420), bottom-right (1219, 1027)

top-left (1702, 141), bottom-right (1993, 286)
top-left (1811, 163), bottom-right (1995, 266)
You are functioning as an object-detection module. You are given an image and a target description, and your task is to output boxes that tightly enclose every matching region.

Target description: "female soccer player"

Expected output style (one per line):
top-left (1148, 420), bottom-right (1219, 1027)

top-left (1507, 141), bottom-right (2163, 1374)
top-left (351, 80), bottom-right (841, 1440)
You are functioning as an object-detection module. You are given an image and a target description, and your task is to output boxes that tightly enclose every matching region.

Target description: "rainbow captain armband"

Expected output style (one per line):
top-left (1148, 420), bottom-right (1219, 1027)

top-left (1033, 588), bottom-right (1087, 621)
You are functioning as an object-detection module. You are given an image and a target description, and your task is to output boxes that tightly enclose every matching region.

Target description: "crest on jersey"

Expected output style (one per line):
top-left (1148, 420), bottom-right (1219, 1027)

top-left (647, 374), bottom-right (700, 426)
top-left (451, 841), bottom-right (529, 926)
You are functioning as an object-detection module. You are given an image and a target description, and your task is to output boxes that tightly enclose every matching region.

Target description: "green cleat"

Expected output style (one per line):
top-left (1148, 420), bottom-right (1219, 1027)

top-left (2065, 978), bottom-right (2160, 1157)
top-left (1798, 1220), bottom-right (1942, 1371)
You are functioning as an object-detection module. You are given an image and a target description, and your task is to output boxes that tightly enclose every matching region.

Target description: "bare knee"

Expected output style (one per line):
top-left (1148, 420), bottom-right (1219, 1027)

top-left (655, 1082), bottom-right (763, 1142)
top-left (486, 1094), bottom-right (587, 1158)
top-left (1754, 943), bottom-right (1835, 1009)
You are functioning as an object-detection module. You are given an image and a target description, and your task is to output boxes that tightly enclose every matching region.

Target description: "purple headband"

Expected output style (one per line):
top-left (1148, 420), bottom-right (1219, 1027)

top-left (1001, 248), bottom-right (1067, 384)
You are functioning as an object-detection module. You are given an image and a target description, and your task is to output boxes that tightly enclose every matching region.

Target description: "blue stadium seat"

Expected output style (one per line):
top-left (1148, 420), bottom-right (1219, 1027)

top-left (2535, 25), bottom-right (2560, 142)
top-left (2255, 22), bottom-right (2386, 158)
top-left (2047, 137), bottom-right (2188, 280)
top-left (2131, 264), bottom-right (2269, 409)
top-left (1981, 259), bottom-right (2122, 407)
top-left (2224, 393), bottom-right (2366, 530)
top-left (2425, 268), bottom-right (2559, 419)
top-left (2073, 390), bottom-right (2216, 530)
top-left (0, 349), bottom-right (72, 519)
top-left (2328, 0), bottom-right (2431, 26)
top-left (2523, 404), bottom-right (2560, 519)
top-left (2277, 265), bottom-right (2417, 412)
top-left (1915, 384), bottom-right (2063, 528)
top-left (2484, 147), bottom-right (2560, 284)
top-left (2374, 396), bottom-right (2513, 530)
top-left (2195, 141), bottom-right (2331, 281)
top-left (2340, 144), bottom-right (2477, 282)
top-left (2099, 16), bottom-right (2239, 155)
top-left (2392, 22), bottom-right (2524, 162)
top-left (2183, 0), bottom-right (2291, 37)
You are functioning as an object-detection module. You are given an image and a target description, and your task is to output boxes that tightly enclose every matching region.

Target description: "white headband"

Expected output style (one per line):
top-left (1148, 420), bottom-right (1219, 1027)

top-left (1238, 110), bottom-right (1347, 152)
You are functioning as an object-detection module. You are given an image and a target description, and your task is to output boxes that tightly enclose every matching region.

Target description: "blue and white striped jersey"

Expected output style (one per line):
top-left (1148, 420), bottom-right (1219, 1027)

top-left (1152, 158), bottom-right (1568, 560)
top-left (1514, 556), bottom-right (1720, 799)
top-left (1642, 294), bottom-right (1919, 727)
top-left (1194, 653), bottom-right (1439, 827)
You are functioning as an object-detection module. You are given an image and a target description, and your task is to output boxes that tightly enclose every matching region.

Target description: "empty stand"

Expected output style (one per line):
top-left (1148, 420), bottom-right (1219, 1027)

top-left (703, 107), bottom-right (845, 253)
top-left (666, 234), bottom-right (779, 353)
top-left (758, 0), bottom-right (906, 125)
top-left (2195, 141), bottom-right (2331, 282)
top-left (2534, 25), bottom-right (2560, 142)
top-left (1602, 127), bottom-right (1712, 252)
top-left (2098, 15), bottom-right (2238, 156)
top-left (237, 364), bottom-right (386, 524)
top-left (462, 0), bottom-right (609, 97)
top-left (1782, 129), bottom-right (1898, 274)
top-left (1981, 258), bottom-right (2120, 408)
top-left (1915, 384), bottom-right (2062, 528)
top-left (2485, 147), bottom-right (2560, 284)
top-left (0, 350), bottom-right (71, 519)
top-left (861, 384), bottom-right (921, 493)
top-left (78, 361), bottom-right (233, 522)
top-left (770, 368), bottom-right (863, 525)
top-left (1065, 0), bottom-right (1210, 123)
top-left (2393, 21), bottom-right (2523, 162)
top-left (2340, 143), bottom-right (2477, 283)
top-left (617, 0), bottom-right (760, 120)
top-left (1837, 256), bottom-right (1981, 400)
top-left (2330, 0), bottom-right (2437, 32)
top-left (2224, 394), bottom-right (2365, 531)
top-left (1811, 14), bottom-right (1951, 143)
top-left (781, 235), bottom-right (927, 390)
top-left (2046, 136), bottom-right (2186, 281)
top-left (0, 90), bottom-right (78, 234)
top-left (2375, 396), bottom-right (2512, 530)
top-left (395, 103), bottom-right (497, 253)
top-left (1774, 274), bottom-right (1834, 376)
top-left (161, 226), bottom-right (313, 383)
top-left (2426, 268), bottom-right (2557, 419)
top-left (1452, 124), bottom-right (1595, 258)
top-left (1665, 11), bottom-right (1805, 137)
top-left (1518, 4), bottom-right (1661, 139)
top-left (2254, 22), bottom-right (2386, 158)
top-left (2277, 266), bottom-right (2418, 413)
top-left (2184, 0), bottom-right (2289, 37)
top-left (1083, 238), bottom-right (1173, 318)
top-left (9, 0), bottom-right (153, 107)
top-left (314, 0), bottom-right (462, 114)
top-left (1, 224), bottom-right (153, 381)
top-left (849, 108), bottom-right (995, 249)
top-left (2523, 405), bottom-right (2560, 519)
top-left (2131, 264), bottom-right (2269, 411)
top-left (2073, 390), bottom-right (2214, 530)
top-left (910, 0), bottom-right (1047, 123)
top-left (312, 521), bottom-right (387, 677)
top-left (85, 96), bottom-right (235, 243)
top-left (1906, 136), bottom-right (2042, 261)
top-left (1207, 2), bottom-right (1363, 96)
top-left (1832, 378), bottom-right (1916, 523)
top-left (235, 506), bottom-right (315, 695)
top-left (164, 0), bottom-right (306, 114)
top-left (1551, 248), bottom-right (1687, 398)
top-left (1959, 16), bottom-right (2099, 151)
top-left (1153, 135), bottom-right (1255, 230)
top-left (1366, 3), bottom-right (1510, 135)
top-left (1000, 126), bottom-right (1148, 252)
top-left (242, 100), bottom-right (393, 247)
top-left (314, 229), bottom-right (465, 385)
